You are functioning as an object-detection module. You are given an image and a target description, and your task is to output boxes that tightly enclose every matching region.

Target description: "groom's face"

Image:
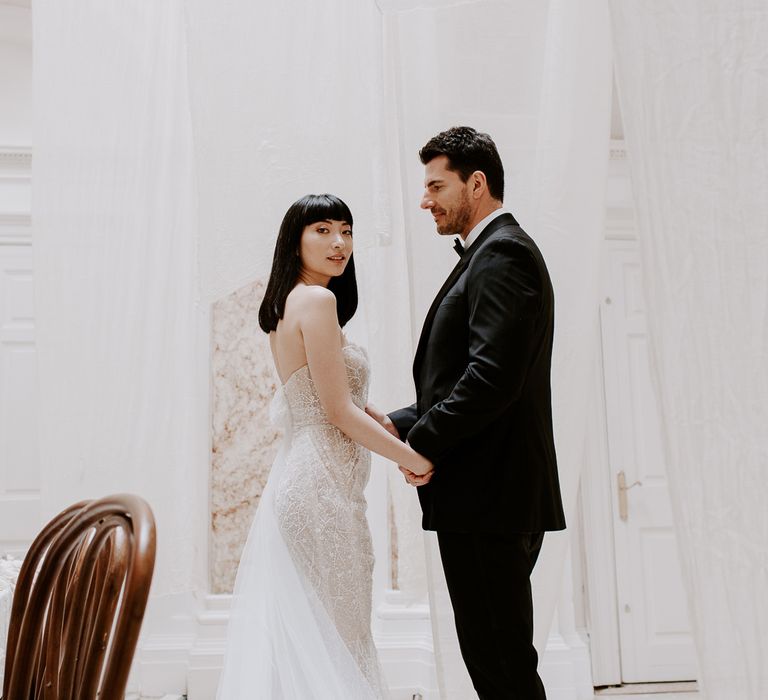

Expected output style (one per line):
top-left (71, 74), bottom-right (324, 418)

top-left (421, 155), bottom-right (472, 236)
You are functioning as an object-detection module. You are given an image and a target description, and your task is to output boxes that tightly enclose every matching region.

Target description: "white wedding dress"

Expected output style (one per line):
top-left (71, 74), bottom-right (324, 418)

top-left (216, 342), bottom-right (389, 699)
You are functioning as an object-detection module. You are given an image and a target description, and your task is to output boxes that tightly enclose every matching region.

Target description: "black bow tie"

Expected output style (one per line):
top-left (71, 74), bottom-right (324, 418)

top-left (453, 237), bottom-right (464, 257)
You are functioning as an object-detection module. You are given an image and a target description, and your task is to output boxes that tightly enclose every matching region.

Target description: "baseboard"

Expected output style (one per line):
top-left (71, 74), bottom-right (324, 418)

top-left (135, 592), bottom-right (593, 700)
top-left (539, 630), bottom-right (595, 700)
top-left (131, 590), bottom-right (203, 698)
top-left (184, 591), bottom-right (441, 700)
top-left (374, 590), bottom-right (440, 700)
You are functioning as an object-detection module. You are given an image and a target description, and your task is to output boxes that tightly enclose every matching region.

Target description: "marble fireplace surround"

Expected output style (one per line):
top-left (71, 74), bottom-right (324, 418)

top-left (210, 279), bottom-right (281, 593)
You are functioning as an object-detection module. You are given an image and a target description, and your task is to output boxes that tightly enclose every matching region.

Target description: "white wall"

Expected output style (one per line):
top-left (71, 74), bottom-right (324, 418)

top-left (0, 4), bottom-right (32, 147)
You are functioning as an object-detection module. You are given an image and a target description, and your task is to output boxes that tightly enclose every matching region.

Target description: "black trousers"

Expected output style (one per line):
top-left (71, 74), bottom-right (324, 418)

top-left (437, 530), bottom-right (546, 700)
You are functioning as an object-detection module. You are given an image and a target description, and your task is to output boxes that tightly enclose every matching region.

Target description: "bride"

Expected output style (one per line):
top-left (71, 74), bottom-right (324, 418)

top-left (216, 194), bottom-right (434, 699)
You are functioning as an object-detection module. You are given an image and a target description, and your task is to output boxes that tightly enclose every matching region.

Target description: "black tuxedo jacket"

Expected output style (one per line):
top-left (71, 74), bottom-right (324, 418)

top-left (390, 213), bottom-right (566, 534)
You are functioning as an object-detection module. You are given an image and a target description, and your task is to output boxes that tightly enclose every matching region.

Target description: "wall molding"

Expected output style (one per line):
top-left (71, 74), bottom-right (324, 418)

top-left (605, 139), bottom-right (636, 240)
top-left (0, 145), bottom-right (32, 244)
top-left (609, 139), bottom-right (627, 161)
top-left (0, 212), bottom-right (31, 245)
top-left (0, 146), bottom-right (32, 171)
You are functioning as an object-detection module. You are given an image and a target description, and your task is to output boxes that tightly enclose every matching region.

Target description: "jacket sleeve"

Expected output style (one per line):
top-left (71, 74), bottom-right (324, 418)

top-left (406, 238), bottom-right (543, 463)
top-left (388, 403), bottom-right (418, 441)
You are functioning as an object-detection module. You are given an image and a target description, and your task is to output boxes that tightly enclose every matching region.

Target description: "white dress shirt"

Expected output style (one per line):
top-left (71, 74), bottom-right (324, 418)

top-left (461, 207), bottom-right (508, 252)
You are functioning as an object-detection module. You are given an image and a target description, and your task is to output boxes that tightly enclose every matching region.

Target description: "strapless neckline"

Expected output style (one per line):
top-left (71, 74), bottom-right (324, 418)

top-left (279, 342), bottom-right (363, 388)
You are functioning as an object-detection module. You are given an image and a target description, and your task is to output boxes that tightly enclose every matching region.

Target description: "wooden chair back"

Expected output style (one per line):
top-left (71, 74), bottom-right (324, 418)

top-left (1, 494), bottom-right (156, 700)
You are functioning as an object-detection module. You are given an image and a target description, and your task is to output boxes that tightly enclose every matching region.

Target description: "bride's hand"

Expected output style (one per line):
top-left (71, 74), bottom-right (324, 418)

top-left (399, 464), bottom-right (434, 487)
top-left (406, 443), bottom-right (434, 476)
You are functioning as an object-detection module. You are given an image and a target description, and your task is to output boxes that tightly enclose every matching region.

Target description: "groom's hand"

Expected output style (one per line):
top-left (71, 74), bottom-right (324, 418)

top-left (399, 465), bottom-right (434, 487)
top-left (365, 403), bottom-right (400, 438)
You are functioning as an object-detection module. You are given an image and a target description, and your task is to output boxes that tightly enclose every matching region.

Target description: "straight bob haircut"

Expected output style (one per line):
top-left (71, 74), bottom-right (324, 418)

top-left (258, 194), bottom-right (357, 333)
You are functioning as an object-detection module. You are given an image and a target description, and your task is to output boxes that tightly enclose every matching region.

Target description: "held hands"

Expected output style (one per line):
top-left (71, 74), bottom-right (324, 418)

top-left (401, 444), bottom-right (434, 487)
top-left (399, 464), bottom-right (434, 487)
top-left (365, 403), bottom-right (434, 487)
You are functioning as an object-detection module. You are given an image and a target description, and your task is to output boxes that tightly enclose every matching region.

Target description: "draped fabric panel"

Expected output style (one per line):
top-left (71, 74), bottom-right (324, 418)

top-left (385, 1), bottom-right (612, 694)
top-left (182, 0), bottom-right (414, 623)
top-left (33, 0), bottom-right (612, 696)
top-left (528, 0), bottom-right (612, 652)
top-left (32, 0), bottom-right (206, 596)
top-left (183, 0), bottom-right (396, 304)
top-left (610, 2), bottom-right (768, 697)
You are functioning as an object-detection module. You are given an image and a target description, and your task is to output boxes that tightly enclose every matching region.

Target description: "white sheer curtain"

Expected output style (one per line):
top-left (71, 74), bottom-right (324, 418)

top-left (32, 0), bottom-right (207, 600)
top-left (183, 0), bottom-right (396, 304)
top-left (610, 2), bottom-right (768, 698)
top-left (528, 0), bottom-right (612, 651)
top-left (33, 0), bottom-right (412, 686)
top-left (383, 1), bottom-right (611, 695)
top-left (182, 0), bottom-right (411, 621)
top-left (32, 0), bottom-right (613, 695)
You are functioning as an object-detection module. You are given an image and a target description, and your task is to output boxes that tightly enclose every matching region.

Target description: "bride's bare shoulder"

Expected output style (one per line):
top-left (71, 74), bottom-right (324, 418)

top-left (285, 285), bottom-right (336, 317)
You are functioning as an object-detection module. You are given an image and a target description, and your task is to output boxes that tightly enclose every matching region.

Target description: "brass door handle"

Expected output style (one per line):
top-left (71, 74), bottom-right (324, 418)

top-left (618, 470), bottom-right (643, 521)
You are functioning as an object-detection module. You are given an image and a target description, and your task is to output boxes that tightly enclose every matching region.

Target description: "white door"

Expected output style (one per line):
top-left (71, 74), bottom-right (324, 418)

top-left (600, 239), bottom-right (697, 682)
top-left (0, 244), bottom-right (41, 558)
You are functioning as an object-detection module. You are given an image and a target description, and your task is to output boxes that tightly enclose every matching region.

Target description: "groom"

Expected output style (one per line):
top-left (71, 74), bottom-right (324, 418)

top-left (386, 127), bottom-right (566, 699)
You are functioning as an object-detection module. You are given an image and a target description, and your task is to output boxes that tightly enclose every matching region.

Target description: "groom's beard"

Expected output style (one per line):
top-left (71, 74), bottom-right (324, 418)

top-left (436, 189), bottom-right (472, 236)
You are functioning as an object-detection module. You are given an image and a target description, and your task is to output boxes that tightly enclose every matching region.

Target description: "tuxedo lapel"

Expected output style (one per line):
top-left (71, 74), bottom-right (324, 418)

top-left (412, 213), bottom-right (518, 381)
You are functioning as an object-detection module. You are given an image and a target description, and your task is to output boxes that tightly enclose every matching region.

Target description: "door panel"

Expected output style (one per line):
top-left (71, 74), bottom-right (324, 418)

top-left (600, 240), bottom-right (697, 682)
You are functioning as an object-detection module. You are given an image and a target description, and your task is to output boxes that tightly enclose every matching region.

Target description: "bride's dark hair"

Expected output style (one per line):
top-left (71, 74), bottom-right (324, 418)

top-left (258, 194), bottom-right (358, 333)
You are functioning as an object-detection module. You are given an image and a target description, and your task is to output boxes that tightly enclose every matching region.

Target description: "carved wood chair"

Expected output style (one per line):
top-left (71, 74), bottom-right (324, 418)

top-left (1, 494), bottom-right (156, 700)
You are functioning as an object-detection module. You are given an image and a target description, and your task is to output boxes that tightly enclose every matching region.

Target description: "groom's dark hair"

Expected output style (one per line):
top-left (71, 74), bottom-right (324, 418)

top-left (419, 126), bottom-right (505, 202)
top-left (258, 194), bottom-right (358, 333)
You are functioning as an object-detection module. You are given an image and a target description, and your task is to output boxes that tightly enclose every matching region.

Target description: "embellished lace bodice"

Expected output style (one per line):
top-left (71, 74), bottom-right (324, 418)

top-left (282, 342), bottom-right (370, 427)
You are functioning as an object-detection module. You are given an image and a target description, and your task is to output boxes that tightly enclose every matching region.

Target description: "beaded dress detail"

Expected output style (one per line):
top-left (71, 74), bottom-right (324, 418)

top-left (216, 342), bottom-right (387, 700)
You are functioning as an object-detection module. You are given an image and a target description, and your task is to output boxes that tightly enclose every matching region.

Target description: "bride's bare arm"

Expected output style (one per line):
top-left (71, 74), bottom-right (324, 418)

top-left (297, 286), bottom-right (433, 476)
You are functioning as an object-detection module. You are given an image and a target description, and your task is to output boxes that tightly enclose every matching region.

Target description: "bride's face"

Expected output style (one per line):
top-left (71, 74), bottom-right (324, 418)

top-left (298, 219), bottom-right (353, 286)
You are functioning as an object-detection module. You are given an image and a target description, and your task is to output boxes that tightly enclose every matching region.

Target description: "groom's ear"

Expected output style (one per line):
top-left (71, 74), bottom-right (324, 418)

top-left (470, 170), bottom-right (488, 200)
